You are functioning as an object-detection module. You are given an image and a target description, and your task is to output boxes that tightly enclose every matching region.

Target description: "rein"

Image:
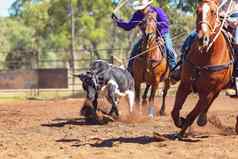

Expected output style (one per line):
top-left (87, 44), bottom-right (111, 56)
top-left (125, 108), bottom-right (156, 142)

top-left (205, 0), bottom-right (233, 52)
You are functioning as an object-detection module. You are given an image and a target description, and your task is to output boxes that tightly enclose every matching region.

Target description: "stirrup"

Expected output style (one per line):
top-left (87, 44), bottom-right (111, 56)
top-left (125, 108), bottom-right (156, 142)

top-left (226, 77), bottom-right (238, 97)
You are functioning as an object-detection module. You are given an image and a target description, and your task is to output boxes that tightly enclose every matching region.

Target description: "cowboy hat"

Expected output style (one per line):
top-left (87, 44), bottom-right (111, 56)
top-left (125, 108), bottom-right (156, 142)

top-left (131, 0), bottom-right (153, 10)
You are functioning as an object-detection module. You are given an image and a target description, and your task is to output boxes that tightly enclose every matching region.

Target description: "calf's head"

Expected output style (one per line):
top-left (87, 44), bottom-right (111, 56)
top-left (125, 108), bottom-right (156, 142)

top-left (79, 72), bottom-right (98, 102)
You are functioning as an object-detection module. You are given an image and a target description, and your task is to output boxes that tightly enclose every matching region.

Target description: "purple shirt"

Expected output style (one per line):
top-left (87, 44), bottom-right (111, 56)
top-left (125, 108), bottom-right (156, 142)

top-left (116, 6), bottom-right (169, 36)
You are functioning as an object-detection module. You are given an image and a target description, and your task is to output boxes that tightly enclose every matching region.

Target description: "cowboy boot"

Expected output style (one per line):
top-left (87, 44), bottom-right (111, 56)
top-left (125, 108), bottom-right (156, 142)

top-left (170, 66), bottom-right (181, 85)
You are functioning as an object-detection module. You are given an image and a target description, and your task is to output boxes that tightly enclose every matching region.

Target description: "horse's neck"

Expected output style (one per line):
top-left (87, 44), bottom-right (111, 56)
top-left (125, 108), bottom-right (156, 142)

top-left (212, 32), bottom-right (231, 62)
top-left (191, 33), bottom-right (229, 65)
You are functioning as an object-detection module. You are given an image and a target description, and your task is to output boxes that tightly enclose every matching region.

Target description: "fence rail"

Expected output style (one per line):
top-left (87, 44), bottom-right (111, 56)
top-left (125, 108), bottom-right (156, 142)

top-left (0, 48), bottom-right (180, 98)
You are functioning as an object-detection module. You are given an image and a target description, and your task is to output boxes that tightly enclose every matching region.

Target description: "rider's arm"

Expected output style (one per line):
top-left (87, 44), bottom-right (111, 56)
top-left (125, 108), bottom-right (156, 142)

top-left (155, 8), bottom-right (169, 35)
top-left (116, 11), bottom-right (144, 31)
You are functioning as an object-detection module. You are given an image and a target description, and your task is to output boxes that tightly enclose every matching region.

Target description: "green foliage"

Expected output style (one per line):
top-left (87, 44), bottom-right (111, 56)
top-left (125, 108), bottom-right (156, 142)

top-left (0, 18), bottom-right (37, 69)
top-left (0, 0), bottom-right (197, 69)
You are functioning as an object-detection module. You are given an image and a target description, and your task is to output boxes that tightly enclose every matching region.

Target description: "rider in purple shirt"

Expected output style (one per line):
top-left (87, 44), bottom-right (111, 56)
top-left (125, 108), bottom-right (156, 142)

top-left (116, 6), bottom-right (169, 35)
top-left (112, 0), bottom-right (177, 74)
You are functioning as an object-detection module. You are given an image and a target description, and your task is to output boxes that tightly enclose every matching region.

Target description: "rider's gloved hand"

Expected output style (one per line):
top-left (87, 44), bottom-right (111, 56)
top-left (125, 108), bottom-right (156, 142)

top-left (111, 13), bottom-right (119, 22)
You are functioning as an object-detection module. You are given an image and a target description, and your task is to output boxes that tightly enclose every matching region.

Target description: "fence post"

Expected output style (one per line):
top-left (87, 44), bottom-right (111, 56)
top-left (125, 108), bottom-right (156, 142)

top-left (109, 24), bottom-right (116, 64)
top-left (69, 0), bottom-right (76, 96)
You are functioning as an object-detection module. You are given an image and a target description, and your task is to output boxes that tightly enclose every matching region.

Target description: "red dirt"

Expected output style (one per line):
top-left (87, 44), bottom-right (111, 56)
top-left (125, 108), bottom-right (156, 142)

top-left (0, 95), bottom-right (238, 159)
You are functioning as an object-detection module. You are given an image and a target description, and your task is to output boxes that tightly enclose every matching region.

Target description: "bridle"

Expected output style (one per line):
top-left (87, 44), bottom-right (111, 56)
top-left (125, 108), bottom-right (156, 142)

top-left (196, 0), bottom-right (233, 52)
top-left (198, 20), bottom-right (218, 33)
top-left (197, 1), bottom-right (220, 37)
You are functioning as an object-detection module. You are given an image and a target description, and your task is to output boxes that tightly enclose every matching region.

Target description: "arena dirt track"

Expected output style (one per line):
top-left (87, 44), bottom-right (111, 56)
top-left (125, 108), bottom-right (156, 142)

top-left (0, 95), bottom-right (238, 159)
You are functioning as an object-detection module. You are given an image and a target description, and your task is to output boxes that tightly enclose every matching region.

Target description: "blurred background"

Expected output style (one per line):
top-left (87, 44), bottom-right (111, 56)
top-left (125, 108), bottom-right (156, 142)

top-left (0, 0), bottom-right (197, 99)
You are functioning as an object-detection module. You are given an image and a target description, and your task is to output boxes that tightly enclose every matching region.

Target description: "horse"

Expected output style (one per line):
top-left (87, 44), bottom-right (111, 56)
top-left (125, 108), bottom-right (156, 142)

top-left (132, 11), bottom-right (170, 116)
top-left (171, 0), bottom-right (234, 138)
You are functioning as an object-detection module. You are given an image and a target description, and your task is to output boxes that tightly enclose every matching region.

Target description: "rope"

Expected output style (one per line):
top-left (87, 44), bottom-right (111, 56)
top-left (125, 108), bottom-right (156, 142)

top-left (127, 45), bottom-right (159, 62)
top-left (206, 0), bottom-right (233, 52)
top-left (113, 0), bottom-right (129, 14)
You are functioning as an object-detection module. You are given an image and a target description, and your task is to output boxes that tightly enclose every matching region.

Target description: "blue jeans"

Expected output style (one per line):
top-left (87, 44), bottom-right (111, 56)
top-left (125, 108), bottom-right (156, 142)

top-left (230, 11), bottom-right (238, 45)
top-left (234, 28), bottom-right (238, 45)
top-left (163, 32), bottom-right (177, 69)
top-left (127, 32), bottom-right (177, 73)
top-left (181, 30), bottom-right (197, 60)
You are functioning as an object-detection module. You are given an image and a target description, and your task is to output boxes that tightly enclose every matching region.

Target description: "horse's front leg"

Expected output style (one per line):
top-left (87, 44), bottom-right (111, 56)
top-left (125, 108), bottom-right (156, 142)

top-left (148, 84), bottom-right (158, 118)
top-left (178, 93), bottom-right (216, 137)
top-left (160, 79), bottom-right (170, 116)
top-left (142, 84), bottom-right (150, 106)
top-left (171, 82), bottom-right (192, 128)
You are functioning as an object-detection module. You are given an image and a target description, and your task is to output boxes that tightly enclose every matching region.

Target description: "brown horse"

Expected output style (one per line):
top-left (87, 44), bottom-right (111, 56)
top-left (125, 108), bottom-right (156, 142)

top-left (171, 0), bottom-right (234, 138)
top-left (132, 11), bottom-right (170, 116)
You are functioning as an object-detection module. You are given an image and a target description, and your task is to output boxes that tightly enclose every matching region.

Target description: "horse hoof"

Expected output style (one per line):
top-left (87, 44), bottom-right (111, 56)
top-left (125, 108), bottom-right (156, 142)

top-left (175, 117), bottom-right (186, 129)
top-left (197, 114), bottom-right (207, 127)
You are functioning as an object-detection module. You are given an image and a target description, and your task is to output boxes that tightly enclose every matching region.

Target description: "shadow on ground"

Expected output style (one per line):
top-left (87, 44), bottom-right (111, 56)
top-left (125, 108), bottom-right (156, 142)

top-left (41, 117), bottom-right (113, 127)
top-left (55, 133), bottom-right (204, 148)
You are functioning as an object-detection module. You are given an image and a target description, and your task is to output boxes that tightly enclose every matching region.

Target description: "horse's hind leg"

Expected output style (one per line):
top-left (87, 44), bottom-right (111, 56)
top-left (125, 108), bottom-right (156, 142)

top-left (142, 84), bottom-right (150, 106)
top-left (160, 79), bottom-right (170, 116)
top-left (197, 92), bottom-right (219, 127)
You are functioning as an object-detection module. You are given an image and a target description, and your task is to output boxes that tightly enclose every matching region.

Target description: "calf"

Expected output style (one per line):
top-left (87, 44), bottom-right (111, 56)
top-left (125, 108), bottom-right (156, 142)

top-left (79, 60), bottom-right (135, 118)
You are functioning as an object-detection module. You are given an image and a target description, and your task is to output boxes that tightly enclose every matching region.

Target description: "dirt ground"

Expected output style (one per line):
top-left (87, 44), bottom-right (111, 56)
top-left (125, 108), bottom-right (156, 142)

top-left (0, 95), bottom-right (238, 159)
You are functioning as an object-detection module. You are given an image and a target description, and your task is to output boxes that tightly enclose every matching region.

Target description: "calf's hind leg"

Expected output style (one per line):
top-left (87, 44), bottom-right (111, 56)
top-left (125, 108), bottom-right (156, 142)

top-left (126, 90), bottom-right (135, 113)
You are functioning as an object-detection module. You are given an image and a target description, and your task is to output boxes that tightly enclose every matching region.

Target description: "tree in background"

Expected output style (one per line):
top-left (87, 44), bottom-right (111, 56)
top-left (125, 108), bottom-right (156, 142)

top-left (0, 0), bottom-right (196, 70)
top-left (0, 18), bottom-right (38, 69)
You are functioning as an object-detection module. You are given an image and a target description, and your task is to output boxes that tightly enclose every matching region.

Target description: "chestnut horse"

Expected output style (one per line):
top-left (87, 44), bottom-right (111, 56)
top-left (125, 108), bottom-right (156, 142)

top-left (132, 11), bottom-right (170, 116)
top-left (171, 0), bottom-right (234, 138)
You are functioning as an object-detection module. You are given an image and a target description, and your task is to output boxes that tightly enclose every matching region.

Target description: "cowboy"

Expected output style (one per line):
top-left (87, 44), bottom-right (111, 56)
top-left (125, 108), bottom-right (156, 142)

top-left (111, 0), bottom-right (177, 74)
top-left (174, 0), bottom-right (238, 97)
